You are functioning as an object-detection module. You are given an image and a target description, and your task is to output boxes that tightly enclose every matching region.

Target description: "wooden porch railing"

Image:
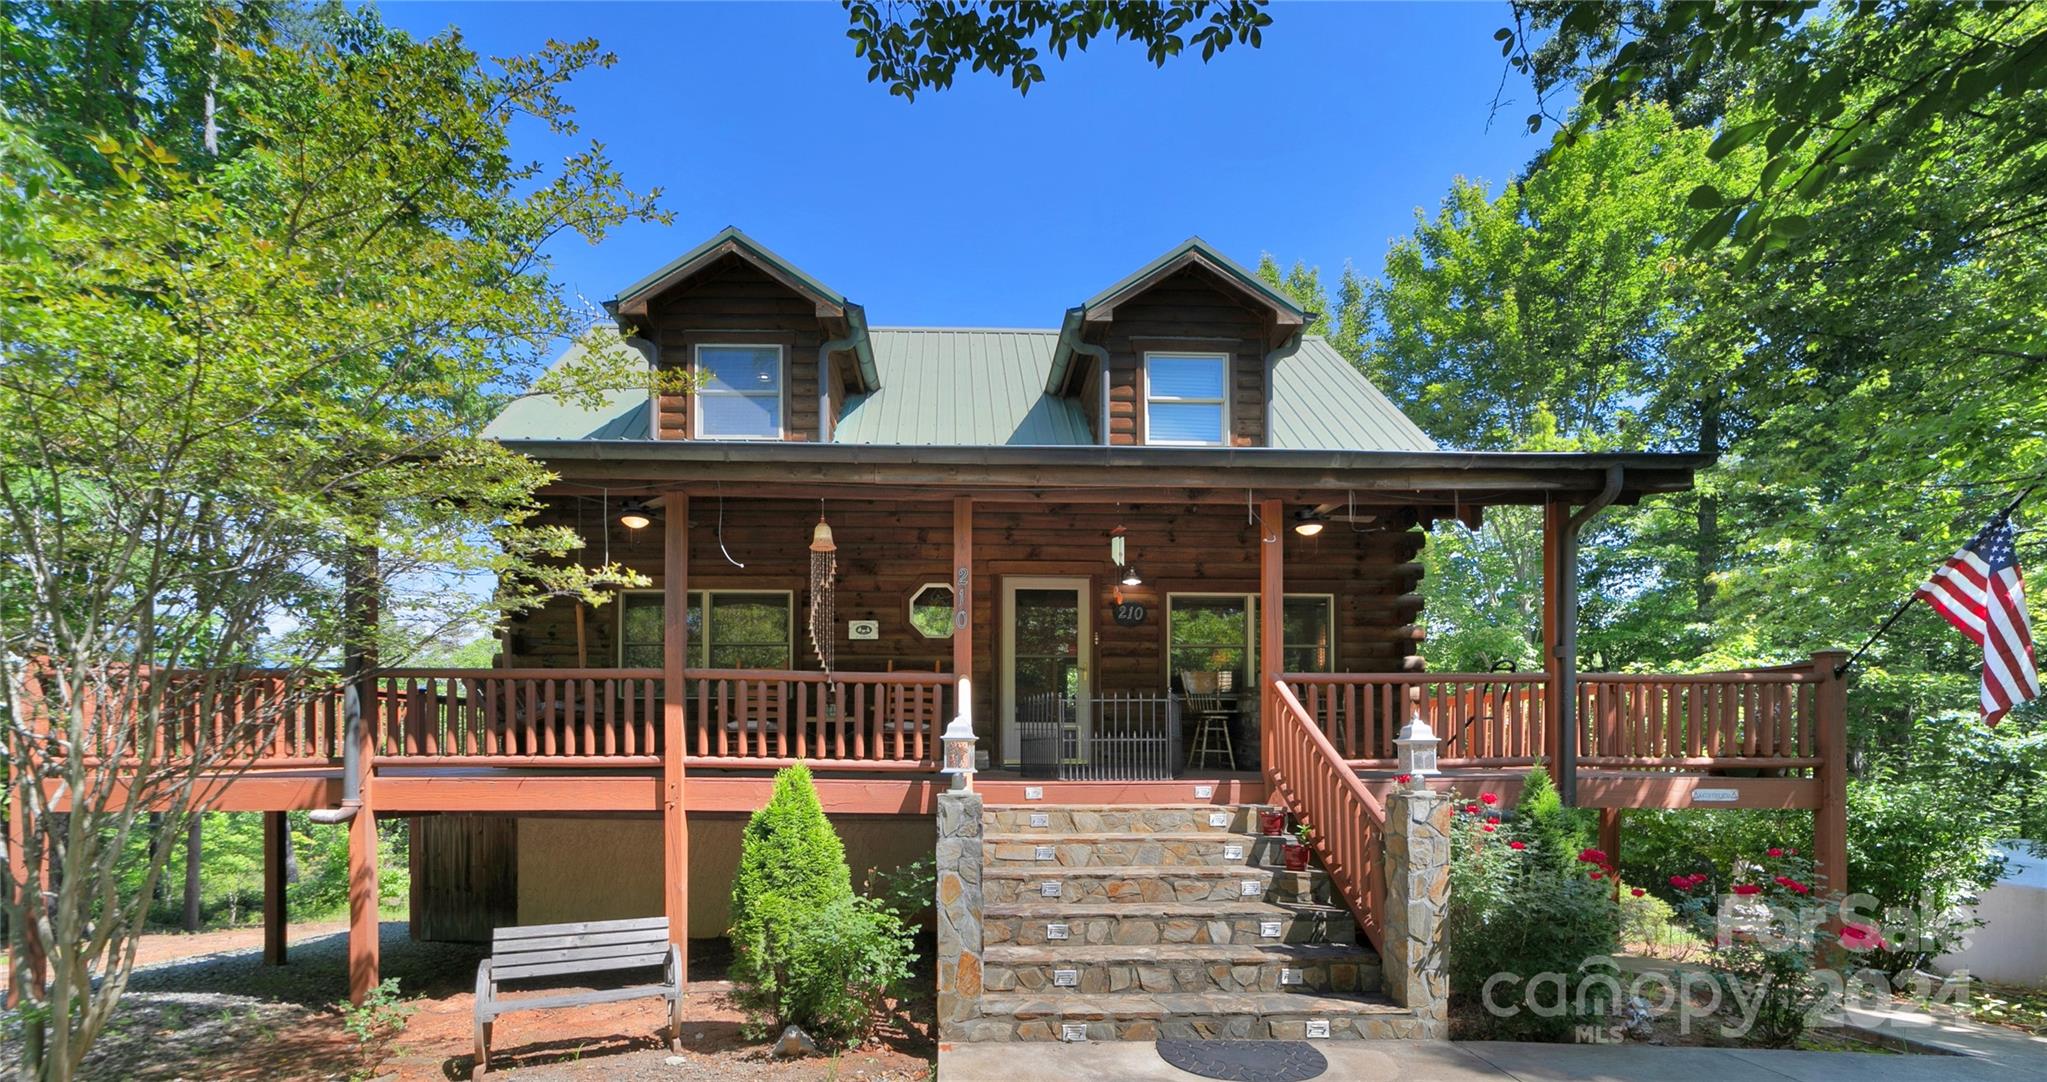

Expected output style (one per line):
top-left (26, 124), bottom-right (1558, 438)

top-left (52, 666), bottom-right (951, 772)
top-left (367, 667), bottom-right (951, 769)
top-left (1264, 679), bottom-right (1386, 950)
top-left (1283, 657), bottom-right (1832, 774)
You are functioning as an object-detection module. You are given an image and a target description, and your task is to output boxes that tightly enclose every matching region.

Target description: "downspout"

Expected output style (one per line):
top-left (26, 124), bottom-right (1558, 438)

top-left (1054, 321), bottom-right (1110, 443)
top-left (1556, 464), bottom-right (1623, 806)
top-left (1262, 331), bottom-right (1305, 445)
top-left (818, 308), bottom-right (869, 442)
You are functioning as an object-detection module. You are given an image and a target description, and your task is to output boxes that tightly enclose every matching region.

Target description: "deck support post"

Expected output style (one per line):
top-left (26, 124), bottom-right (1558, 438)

top-left (1811, 650), bottom-right (1849, 898)
top-left (1259, 498), bottom-right (1284, 781)
top-left (345, 548), bottom-right (380, 1005)
top-left (662, 494), bottom-right (690, 981)
top-left (1541, 500), bottom-right (1568, 796)
top-left (1598, 808), bottom-right (1622, 897)
top-left (263, 811), bottom-right (287, 966)
top-left (952, 497), bottom-right (974, 744)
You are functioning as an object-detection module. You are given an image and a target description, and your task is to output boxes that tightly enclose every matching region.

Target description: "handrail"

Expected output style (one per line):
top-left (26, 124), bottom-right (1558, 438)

top-left (1265, 679), bottom-right (1385, 950)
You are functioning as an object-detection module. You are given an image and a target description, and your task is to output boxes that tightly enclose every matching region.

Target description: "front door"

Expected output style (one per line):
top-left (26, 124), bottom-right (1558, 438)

top-left (1001, 577), bottom-right (1091, 766)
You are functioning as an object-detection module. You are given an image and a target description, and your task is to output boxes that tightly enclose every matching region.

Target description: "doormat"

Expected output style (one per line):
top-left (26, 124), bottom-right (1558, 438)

top-left (1155, 1039), bottom-right (1327, 1081)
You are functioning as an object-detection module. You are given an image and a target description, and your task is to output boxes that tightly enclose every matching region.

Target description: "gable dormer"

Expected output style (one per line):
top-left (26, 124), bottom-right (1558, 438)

top-left (1047, 238), bottom-right (1310, 447)
top-left (608, 228), bottom-right (877, 441)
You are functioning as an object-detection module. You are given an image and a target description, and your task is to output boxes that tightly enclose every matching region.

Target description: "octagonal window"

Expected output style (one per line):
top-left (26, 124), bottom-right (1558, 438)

top-left (910, 583), bottom-right (956, 639)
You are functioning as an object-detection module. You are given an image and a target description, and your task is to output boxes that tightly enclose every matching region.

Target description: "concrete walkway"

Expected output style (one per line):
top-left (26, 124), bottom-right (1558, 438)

top-left (939, 1037), bottom-right (2047, 1081)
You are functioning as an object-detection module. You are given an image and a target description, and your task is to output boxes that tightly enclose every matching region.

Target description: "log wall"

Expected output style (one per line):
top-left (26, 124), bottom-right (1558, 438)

top-left (642, 254), bottom-right (829, 441)
top-left (507, 497), bottom-right (1426, 751)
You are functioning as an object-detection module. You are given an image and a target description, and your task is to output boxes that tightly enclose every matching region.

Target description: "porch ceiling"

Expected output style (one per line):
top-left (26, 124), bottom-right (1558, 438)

top-left (506, 439), bottom-right (1711, 506)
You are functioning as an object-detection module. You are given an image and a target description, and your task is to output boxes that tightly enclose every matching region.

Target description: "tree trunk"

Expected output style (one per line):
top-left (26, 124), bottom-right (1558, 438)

top-left (182, 814), bottom-right (202, 932)
top-left (1695, 395), bottom-right (1721, 614)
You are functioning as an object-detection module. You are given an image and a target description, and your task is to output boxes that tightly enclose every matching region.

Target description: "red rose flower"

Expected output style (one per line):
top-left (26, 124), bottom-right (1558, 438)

top-left (1481, 823), bottom-right (1497, 833)
top-left (1669, 874), bottom-right (1692, 889)
top-left (1464, 803), bottom-right (1481, 814)
top-left (1839, 922), bottom-right (1887, 951)
top-left (1395, 774), bottom-right (1412, 783)
top-left (1631, 888), bottom-right (1646, 897)
top-left (1732, 883), bottom-right (1762, 896)
top-left (1589, 871), bottom-right (1603, 880)
top-left (1688, 873), bottom-right (1710, 887)
top-left (1486, 815), bottom-right (1500, 824)
top-left (1508, 841), bottom-right (1527, 850)
top-left (1773, 876), bottom-right (1809, 894)
top-left (1480, 792), bottom-right (1499, 806)
top-left (1767, 848), bottom-right (1785, 858)
top-left (1577, 848), bottom-right (1608, 865)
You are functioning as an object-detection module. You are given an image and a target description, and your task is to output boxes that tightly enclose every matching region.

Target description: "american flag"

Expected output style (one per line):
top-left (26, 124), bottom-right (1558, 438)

top-left (1916, 515), bottom-right (2039, 724)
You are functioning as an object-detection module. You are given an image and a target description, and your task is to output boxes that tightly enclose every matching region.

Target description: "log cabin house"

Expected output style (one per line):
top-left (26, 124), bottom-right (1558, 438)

top-left (17, 228), bottom-right (1850, 1048)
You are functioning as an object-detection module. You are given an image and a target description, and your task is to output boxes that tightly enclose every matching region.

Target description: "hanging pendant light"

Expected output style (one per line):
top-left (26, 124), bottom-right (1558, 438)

top-left (1120, 565), bottom-right (1143, 587)
top-left (618, 499), bottom-right (654, 531)
top-left (1292, 509), bottom-right (1326, 537)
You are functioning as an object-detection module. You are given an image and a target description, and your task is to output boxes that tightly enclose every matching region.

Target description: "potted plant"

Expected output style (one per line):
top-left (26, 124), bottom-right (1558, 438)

top-left (1283, 821), bottom-right (1313, 871)
top-left (1257, 806), bottom-right (1288, 837)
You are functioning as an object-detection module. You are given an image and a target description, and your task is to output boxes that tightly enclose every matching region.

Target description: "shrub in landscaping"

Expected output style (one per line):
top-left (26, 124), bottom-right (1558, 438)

top-left (1446, 784), bottom-right (1623, 1040)
top-left (1616, 806), bottom-right (1809, 906)
top-left (729, 763), bottom-right (916, 1044)
top-left (1668, 848), bottom-right (1838, 1046)
top-left (1845, 769), bottom-right (2006, 977)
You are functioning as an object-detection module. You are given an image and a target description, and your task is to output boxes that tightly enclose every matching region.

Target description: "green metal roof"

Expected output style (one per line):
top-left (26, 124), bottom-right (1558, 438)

top-left (481, 337), bottom-right (650, 441)
top-left (1078, 236), bottom-right (1311, 320)
top-left (1270, 338), bottom-right (1436, 452)
top-left (834, 328), bottom-right (1092, 446)
top-left (484, 331), bottom-right (1436, 452)
top-left (609, 226), bottom-right (850, 310)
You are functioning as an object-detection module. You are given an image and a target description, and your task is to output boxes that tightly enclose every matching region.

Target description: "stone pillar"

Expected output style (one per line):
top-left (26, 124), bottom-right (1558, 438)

top-left (1384, 787), bottom-right (1452, 1036)
top-left (935, 790), bottom-right (984, 1040)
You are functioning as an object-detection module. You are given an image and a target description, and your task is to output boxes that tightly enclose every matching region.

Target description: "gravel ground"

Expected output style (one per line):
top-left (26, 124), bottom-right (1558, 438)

top-left (9, 923), bottom-right (935, 1082)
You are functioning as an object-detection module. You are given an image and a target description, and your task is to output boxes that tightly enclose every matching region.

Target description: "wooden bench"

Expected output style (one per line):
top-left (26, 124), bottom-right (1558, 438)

top-left (473, 916), bottom-right (682, 1076)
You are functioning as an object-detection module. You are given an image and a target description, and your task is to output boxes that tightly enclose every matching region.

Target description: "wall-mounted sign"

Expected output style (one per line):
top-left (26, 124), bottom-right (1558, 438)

top-left (847, 619), bottom-right (879, 640)
top-left (1691, 788), bottom-right (1740, 804)
top-left (1112, 601), bottom-right (1149, 627)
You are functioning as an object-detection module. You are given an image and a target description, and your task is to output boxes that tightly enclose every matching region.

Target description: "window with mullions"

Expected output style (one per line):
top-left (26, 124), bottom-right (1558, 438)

top-left (1165, 593), bottom-right (1336, 685)
top-left (617, 591), bottom-right (790, 669)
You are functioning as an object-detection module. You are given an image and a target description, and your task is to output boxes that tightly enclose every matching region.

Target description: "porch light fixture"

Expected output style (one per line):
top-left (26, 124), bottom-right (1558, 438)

top-left (617, 499), bottom-right (653, 531)
top-left (1292, 510), bottom-right (1326, 537)
top-left (1394, 714), bottom-right (1440, 785)
top-left (1119, 565), bottom-right (1143, 587)
top-left (939, 679), bottom-right (977, 791)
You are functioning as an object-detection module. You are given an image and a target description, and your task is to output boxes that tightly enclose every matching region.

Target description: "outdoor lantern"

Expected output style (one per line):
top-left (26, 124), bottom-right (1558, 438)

top-left (1394, 713), bottom-right (1440, 783)
top-left (939, 680), bottom-right (977, 790)
top-left (617, 499), bottom-right (653, 531)
top-left (1120, 565), bottom-right (1143, 587)
top-left (1292, 510), bottom-right (1326, 537)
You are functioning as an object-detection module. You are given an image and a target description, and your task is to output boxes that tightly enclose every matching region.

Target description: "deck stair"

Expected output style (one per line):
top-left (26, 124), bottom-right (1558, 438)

top-left (972, 802), bottom-right (1422, 1041)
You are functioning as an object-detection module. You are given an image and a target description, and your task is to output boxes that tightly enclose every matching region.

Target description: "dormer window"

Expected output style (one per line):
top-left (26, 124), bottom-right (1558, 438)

top-left (695, 344), bottom-right (784, 439)
top-left (1144, 352), bottom-right (1228, 445)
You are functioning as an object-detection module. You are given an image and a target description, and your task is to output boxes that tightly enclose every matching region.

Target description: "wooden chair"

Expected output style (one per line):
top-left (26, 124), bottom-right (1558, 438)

top-left (473, 916), bottom-right (682, 1077)
top-left (1180, 670), bottom-right (1236, 771)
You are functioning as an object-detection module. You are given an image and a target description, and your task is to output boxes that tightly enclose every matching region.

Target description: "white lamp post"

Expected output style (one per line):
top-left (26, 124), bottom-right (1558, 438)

top-left (1394, 713), bottom-right (1439, 789)
top-left (940, 678), bottom-right (977, 791)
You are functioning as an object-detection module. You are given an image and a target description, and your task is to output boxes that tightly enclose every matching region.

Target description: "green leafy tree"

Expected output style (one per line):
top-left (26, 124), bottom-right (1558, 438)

top-left (0, 7), bottom-right (671, 1077)
top-left (841, 0), bottom-right (1271, 100)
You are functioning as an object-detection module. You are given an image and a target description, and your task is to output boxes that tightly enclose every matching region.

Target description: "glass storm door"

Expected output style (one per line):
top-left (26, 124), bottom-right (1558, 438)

top-left (1002, 578), bottom-right (1091, 765)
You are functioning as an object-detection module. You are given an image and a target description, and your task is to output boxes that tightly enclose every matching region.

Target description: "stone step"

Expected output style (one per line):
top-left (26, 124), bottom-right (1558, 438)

top-left (983, 865), bottom-right (1339, 908)
top-left (984, 832), bottom-right (1284, 868)
top-left (973, 991), bottom-right (1420, 1042)
top-left (982, 942), bottom-right (1381, 996)
top-left (983, 900), bottom-right (1357, 948)
top-left (982, 804), bottom-right (1276, 835)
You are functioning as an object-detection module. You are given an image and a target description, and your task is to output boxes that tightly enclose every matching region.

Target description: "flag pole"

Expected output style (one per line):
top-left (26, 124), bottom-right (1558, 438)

top-left (1833, 483), bottom-right (2039, 677)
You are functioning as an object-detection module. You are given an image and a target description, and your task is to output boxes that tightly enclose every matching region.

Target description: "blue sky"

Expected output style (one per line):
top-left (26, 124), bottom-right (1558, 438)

top-left (375, 1), bottom-right (1551, 328)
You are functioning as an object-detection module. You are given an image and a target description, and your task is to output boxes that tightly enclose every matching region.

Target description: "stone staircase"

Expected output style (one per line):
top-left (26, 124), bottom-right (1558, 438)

top-left (961, 802), bottom-right (1425, 1041)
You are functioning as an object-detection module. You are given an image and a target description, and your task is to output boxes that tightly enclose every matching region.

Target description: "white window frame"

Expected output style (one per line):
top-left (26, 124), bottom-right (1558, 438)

top-left (1142, 351), bottom-right (1230, 446)
top-left (693, 343), bottom-right (786, 440)
top-left (616, 588), bottom-right (796, 669)
top-left (1164, 591), bottom-right (1338, 684)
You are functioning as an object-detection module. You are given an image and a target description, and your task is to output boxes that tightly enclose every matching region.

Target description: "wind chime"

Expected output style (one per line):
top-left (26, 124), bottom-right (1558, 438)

top-left (808, 506), bottom-right (837, 674)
